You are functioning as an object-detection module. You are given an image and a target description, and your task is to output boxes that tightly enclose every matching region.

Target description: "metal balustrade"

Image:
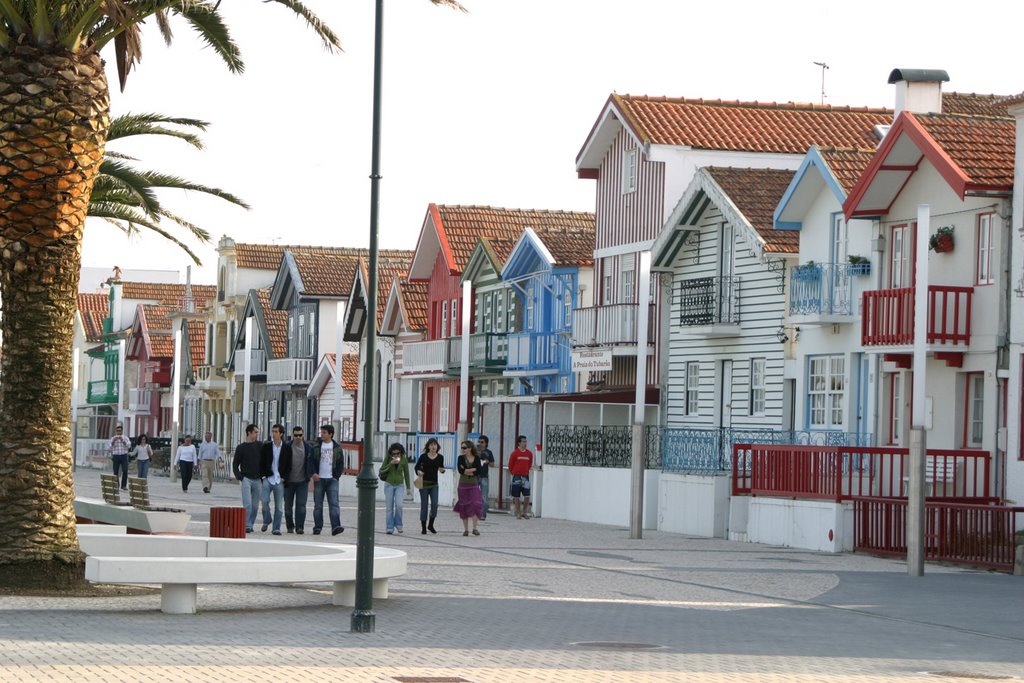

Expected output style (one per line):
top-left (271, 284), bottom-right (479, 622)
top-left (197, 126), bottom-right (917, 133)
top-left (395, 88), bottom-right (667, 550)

top-left (789, 263), bottom-right (852, 316)
top-left (87, 379), bottom-right (118, 404)
top-left (544, 425), bottom-right (660, 469)
top-left (676, 276), bottom-right (740, 326)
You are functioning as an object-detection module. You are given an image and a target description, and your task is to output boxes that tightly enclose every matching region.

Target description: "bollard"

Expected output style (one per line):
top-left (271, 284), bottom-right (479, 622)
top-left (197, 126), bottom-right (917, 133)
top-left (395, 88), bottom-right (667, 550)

top-left (209, 507), bottom-right (247, 538)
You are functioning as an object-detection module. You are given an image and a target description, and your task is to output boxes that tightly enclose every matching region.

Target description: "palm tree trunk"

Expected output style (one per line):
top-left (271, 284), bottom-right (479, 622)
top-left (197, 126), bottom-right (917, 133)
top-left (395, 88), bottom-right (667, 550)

top-left (0, 46), bottom-right (110, 587)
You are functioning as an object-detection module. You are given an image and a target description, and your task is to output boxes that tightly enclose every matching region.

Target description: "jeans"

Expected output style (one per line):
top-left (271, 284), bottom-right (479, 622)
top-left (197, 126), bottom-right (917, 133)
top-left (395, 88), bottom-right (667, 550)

top-left (241, 477), bottom-right (264, 529)
top-left (111, 454), bottom-right (129, 488)
top-left (383, 482), bottom-right (405, 531)
top-left (283, 481), bottom-right (309, 531)
top-left (136, 460), bottom-right (150, 479)
top-left (261, 480), bottom-right (284, 532)
top-left (179, 461), bottom-right (194, 491)
top-left (313, 477), bottom-right (341, 532)
top-left (419, 485), bottom-right (439, 522)
top-left (478, 476), bottom-right (489, 519)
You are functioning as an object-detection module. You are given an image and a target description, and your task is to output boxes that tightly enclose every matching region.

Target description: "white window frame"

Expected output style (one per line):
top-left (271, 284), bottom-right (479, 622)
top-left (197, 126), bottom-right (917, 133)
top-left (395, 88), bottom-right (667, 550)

top-left (890, 224), bottom-right (913, 288)
top-left (685, 361), bottom-right (699, 416)
top-left (495, 291), bottom-right (505, 333)
top-left (620, 259), bottom-right (635, 304)
top-left (526, 286), bottom-right (535, 330)
top-left (808, 355), bottom-right (845, 429)
top-left (966, 373), bottom-right (984, 448)
top-left (450, 298), bottom-right (458, 338)
top-left (440, 302), bottom-right (448, 339)
top-left (976, 214), bottom-right (994, 285)
top-left (603, 268), bottom-right (613, 305)
top-left (439, 387), bottom-right (450, 430)
top-left (385, 361), bottom-right (393, 421)
top-left (749, 357), bottom-right (766, 417)
top-left (563, 289), bottom-right (572, 327)
top-left (622, 148), bottom-right (637, 194)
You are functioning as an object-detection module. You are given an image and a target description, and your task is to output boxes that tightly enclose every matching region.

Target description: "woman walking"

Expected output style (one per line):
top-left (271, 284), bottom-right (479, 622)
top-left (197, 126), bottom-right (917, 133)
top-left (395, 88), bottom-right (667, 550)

top-left (131, 434), bottom-right (153, 479)
top-left (173, 435), bottom-right (199, 493)
top-left (454, 440), bottom-right (484, 536)
top-left (379, 443), bottom-right (412, 534)
top-left (414, 438), bottom-right (446, 534)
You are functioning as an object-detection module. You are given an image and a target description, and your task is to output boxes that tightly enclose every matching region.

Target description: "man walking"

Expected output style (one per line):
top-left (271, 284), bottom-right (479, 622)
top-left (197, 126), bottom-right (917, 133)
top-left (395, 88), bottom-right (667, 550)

top-left (508, 435), bottom-right (534, 519)
top-left (109, 426), bottom-right (131, 490)
top-left (260, 424), bottom-right (287, 535)
top-left (232, 424), bottom-right (270, 534)
top-left (477, 434), bottom-right (495, 520)
top-left (311, 424), bottom-right (344, 536)
top-left (280, 425), bottom-right (313, 534)
top-left (198, 431), bottom-right (219, 494)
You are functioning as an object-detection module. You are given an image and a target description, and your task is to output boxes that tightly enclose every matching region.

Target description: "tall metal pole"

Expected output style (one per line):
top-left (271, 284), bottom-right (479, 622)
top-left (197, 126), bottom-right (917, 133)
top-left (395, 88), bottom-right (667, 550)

top-left (170, 328), bottom-right (182, 480)
top-left (457, 280), bottom-right (472, 446)
top-left (629, 251), bottom-right (652, 539)
top-left (907, 204), bottom-right (930, 576)
top-left (352, 0), bottom-right (384, 633)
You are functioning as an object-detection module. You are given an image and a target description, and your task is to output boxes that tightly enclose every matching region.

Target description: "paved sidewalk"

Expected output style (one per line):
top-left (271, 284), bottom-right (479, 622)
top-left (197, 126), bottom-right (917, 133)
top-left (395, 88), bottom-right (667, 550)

top-left (0, 471), bottom-right (1020, 682)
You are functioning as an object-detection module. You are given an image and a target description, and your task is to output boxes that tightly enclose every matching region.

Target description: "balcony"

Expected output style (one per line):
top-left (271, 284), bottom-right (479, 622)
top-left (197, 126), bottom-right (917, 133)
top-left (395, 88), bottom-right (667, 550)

top-left (506, 332), bottom-right (560, 372)
top-left (236, 348), bottom-right (267, 376)
top-left (400, 339), bottom-right (447, 376)
top-left (676, 276), bottom-right (740, 336)
top-left (789, 263), bottom-right (853, 322)
top-left (266, 357), bottom-right (314, 386)
top-left (447, 333), bottom-right (507, 374)
top-left (87, 379), bottom-right (118, 404)
top-left (861, 285), bottom-right (972, 347)
top-left (128, 388), bottom-right (151, 414)
top-left (572, 303), bottom-right (655, 347)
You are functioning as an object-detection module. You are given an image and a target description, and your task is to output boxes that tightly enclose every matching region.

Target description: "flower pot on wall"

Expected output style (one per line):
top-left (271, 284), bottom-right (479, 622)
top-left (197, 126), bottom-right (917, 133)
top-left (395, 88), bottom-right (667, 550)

top-left (932, 234), bottom-right (954, 253)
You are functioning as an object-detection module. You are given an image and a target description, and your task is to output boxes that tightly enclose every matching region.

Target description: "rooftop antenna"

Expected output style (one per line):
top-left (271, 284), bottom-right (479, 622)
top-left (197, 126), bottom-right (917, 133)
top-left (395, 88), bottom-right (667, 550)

top-left (813, 61), bottom-right (829, 105)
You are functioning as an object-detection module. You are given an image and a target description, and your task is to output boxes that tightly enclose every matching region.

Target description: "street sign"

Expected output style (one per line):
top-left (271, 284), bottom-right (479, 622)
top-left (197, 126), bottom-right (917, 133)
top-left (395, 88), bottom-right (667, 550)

top-left (571, 347), bottom-right (613, 372)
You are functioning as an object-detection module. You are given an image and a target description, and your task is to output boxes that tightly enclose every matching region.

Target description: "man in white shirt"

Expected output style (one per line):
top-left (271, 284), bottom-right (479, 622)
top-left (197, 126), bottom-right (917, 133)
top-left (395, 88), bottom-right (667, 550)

top-left (259, 424), bottom-right (286, 534)
top-left (198, 431), bottom-right (220, 494)
top-left (173, 434), bottom-right (199, 493)
top-left (311, 424), bottom-right (344, 536)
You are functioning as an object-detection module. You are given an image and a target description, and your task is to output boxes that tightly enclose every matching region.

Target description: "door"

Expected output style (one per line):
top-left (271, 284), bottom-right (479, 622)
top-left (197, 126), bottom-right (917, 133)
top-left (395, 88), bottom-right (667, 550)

top-left (718, 360), bottom-right (733, 430)
top-left (831, 213), bottom-right (850, 311)
top-left (889, 224), bottom-right (915, 288)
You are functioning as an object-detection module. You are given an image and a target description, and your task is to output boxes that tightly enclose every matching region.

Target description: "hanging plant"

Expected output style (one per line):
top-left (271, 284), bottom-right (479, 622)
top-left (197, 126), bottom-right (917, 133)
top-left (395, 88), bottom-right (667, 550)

top-left (929, 226), bottom-right (955, 253)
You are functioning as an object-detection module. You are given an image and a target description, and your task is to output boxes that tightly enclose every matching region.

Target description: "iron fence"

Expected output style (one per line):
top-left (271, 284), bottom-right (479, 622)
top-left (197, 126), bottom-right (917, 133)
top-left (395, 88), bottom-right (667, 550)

top-left (544, 424), bottom-right (660, 469)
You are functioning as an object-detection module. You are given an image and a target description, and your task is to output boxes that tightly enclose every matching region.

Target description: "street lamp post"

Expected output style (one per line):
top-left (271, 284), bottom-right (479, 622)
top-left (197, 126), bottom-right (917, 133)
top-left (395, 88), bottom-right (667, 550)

top-left (351, 0), bottom-right (385, 633)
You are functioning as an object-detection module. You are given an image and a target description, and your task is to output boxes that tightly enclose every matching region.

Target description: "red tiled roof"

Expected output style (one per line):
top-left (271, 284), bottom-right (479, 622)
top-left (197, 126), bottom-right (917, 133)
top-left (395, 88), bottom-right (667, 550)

top-left (139, 305), bottom-right (175, 357)
top-left (359, 255), bottom-right (414, 329)
top-left (256, 288), bottom-right (288, 359)
top-left (324, 353), bottom-right (359, 391)
top-left (187, 320), bottom-right (205, 369)
top-left (292, 249), bottom-right (412, 297)
top-left (609, 95), bottom-right (892, 154)
top-left (706, 167), bottom-right (799, 253)
top-left (78, 292), bottom-right (108, 342)
top-left (482, 237), bottom-right (518, 269)
top-left (817, 148), bottom-right (878, 195)
top-left (120, 282), bottom-right (216, 308)
top-left (398, 278), bottom-right (428, 331)
top-left (533, 224), bottom-right (595, 267)
top-left (435, 206), bottom-right (596, 272)
top-left (913, 113), bottom-right (1016, 189)
top-left (942, 92), bottom-right (1012, 118)
top-left (234, 244), bottom-right (373, 271)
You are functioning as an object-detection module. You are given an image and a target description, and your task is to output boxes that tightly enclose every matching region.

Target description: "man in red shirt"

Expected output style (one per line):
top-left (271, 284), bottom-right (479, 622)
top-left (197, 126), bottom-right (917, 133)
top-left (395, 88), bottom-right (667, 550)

top-left (507, 435), bottom-right (534, 519)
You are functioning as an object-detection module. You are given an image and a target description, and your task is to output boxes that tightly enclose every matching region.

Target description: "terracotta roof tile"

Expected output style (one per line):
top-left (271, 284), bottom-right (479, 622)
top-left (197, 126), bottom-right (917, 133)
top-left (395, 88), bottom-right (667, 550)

top-left (533, 224), bottom-right (595, 267)
top-left (612, 95), bottom-right (892, 154)
top-left (187, 320), bottom-right (206, 369)
top-left (436, 206), bottom-right (596, 271)
top-left (120, 282), bottom-right (217, 308)
top-left (324, 353), bottom-right (359, 391)
top-left (706, 167), bottom-right (799, 253)
top-left (942, 92), bottom-right (1012, 118)
top-left (78, 292), bottom-right (108, 342)
top-left (359, 256), bottom-right (414, 329)
top-left (398, 278), bottom-right (429, 331)
top-left (482, 237), bottom-right (519, 268)
top-left (293, 249), bottom-right (412, 297)
top-left (914, 113), bottom-right (1016, 189)
top-left (256, 289), bottom-right (288, 359)
top-left (817, 148), bottom-right (877, 195)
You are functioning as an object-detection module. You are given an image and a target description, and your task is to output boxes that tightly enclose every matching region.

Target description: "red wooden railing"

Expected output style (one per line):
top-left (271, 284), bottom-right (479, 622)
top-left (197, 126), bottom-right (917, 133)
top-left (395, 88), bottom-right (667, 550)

top-left (861, 285), bottom-right (973, 346)
top-left (854, 497), bottom-right (1023, 572)
top-left (340, 441), bottom-right (363, 476)
top-left (732, 444), bottom-right (992, 502)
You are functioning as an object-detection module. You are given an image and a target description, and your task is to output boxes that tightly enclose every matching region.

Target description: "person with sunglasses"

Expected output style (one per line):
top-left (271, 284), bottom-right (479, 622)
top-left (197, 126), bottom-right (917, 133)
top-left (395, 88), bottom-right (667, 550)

top-left (454, 441), bottom-right (484, 536)
top-left (414, 438), bottom-right (445, 534)
top-left (379, 443), bottom-right (411, 534)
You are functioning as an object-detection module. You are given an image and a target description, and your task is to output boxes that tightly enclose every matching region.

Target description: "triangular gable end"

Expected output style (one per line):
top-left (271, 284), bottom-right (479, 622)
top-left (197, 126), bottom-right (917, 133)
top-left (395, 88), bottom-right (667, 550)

top-left (501, 228), bottom-right (556, 281)
top-left (774, 146), bottom-right (848, 230)
top-left (460, 239), bottom-right (502, 285)
top-left (307, 354), bottom-right (338, 399)
top-left (269, 251), bottom-right (304, 311)
top-left (408, 204), bottom-right (455, 280)
top-left (380, 279), bottom-right (405, 336)
top-left (575, 94), bottom-right (647, 177)
top-left (843, 112), bottom-right (971, 219)
top-left (227, 289), bottom-right (274, 370)
top-left (343, 263), bottom-right (369, 342)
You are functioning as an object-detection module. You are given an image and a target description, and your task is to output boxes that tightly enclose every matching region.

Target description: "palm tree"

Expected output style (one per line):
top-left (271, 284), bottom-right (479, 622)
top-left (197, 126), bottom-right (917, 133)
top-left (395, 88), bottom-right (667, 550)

top-left (0, 0), bottom-right (458, 588)
top-left (91, 113), bottom-right (250, 264)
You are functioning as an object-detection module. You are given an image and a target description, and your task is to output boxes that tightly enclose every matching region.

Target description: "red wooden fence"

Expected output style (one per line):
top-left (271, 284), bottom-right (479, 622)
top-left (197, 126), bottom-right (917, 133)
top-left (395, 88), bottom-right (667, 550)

top-left (861, 285), bottom-right (972, 346)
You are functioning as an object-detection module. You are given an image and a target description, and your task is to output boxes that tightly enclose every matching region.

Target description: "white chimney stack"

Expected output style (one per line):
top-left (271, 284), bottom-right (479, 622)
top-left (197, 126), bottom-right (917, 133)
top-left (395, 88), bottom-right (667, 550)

top-left (889, 68), bottom-right (949, 120)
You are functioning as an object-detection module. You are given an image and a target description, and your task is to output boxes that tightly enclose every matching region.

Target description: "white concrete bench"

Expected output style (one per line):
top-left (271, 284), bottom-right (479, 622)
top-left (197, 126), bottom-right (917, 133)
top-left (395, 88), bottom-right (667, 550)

top-left (74, 497), bottom-right (191, 534)
top-left (80, 534), bottom-right (407, 614)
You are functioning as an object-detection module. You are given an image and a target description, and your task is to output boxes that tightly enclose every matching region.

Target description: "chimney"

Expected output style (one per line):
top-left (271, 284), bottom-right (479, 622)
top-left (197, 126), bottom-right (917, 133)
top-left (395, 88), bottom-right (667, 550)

top-left (888, 68), bottom-right (949, 120)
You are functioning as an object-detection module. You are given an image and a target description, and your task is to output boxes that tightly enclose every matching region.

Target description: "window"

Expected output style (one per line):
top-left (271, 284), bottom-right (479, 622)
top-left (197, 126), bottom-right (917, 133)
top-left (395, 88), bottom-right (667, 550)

top-left (439, 387), bottom-right (450, 430)
top-left (831, 213), bottom-right (848, 266)
top-left (441, 302), bottom-right (448, 339)
top-left (563, 289), bottom-right (572, 327)
top-left (507, 290), bottom-right (518, 331)
top-left (482, 293), bottom-right (492, 332)
top-left (649, 272), bottom-right (657, 304)
top-left (603, 261), bottom-right (613, 304)
top-left (890, 224), bottom-right (914, 288)
top-left (494, 291), bottom-right (505, 333)
top-left (385, 361), bottom-right (393, 421)
top-left (888, 373), bottom-right (902, 445)
top-left (720, 223), bottom-right (735, 279)
top-left (965, 373), bottom-right (984, 448)
top-left (977, 213), bottom-right (994, 285)
top-left (622, 148), bottom-right (637, 194)
top-left (808, 355), bottom-right (845, 429)
top-left (620, 257), bottom-right (635, 304)
top-left (749, 357), bottom-right (766, 416)
top-left (526, 286), bottom-right (535, 330)
top-left (685, 361), bottom-right (700, 416)
top-left (451, 298), bottom-right (459, 337)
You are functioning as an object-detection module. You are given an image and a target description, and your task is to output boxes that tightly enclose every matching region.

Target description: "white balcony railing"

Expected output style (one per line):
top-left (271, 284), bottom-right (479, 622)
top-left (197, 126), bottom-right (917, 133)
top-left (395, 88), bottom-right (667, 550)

top-left (401, 339), bottom-right (447, 375)
top-left (572, 303), bottom-right (656, 346)
top-left (266, 357), bottom-right (314, 385)
top-left (128, 388), bottom-right (151, 413)
top-left (239, 348), bottom-right (267, 375)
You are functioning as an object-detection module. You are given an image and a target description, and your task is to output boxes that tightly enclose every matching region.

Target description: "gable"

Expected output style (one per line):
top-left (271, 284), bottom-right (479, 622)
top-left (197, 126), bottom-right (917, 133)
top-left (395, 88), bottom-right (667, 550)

top-left (774, 147), bottom-right (874, 230)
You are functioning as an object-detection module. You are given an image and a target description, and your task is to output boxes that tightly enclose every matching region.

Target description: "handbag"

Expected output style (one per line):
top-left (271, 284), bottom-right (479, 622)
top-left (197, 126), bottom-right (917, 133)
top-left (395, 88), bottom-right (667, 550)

top-left (413, 475), bottom-right (423, 490)
top-left (378, 465), bottom-right (388, 482)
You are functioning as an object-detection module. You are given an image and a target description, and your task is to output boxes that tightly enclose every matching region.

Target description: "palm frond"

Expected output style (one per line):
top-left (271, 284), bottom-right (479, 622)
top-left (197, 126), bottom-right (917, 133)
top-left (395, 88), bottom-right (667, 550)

top-left (89, 202), bottom-right (203, 264)
top-left (108, 112), bottom-right (209, 149)
top-left (134, 171), bottom-right (250, 209)
top-left (265, 0), bottom-right (343, 53)
top-left (95, 159), bottom-right (161, 215)
top-left (173, 1), bottom-right (244, 74)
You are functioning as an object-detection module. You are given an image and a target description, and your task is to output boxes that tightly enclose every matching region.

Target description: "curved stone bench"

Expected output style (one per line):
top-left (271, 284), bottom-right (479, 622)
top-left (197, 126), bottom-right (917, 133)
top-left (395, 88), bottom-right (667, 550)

top-left (80, 534), bottom-right (407, 614)
top-left (74, 497), bottom-right (191, 534)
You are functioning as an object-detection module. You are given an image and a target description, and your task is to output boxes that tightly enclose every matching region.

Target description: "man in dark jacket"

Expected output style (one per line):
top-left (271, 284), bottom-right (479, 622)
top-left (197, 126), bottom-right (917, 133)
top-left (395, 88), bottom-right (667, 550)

top-left (311, 424), bottom-right (345, 536)
top-left (232, 424), bottom-right (270, 533)
top-left (280, 425), bottom-right (315, 534)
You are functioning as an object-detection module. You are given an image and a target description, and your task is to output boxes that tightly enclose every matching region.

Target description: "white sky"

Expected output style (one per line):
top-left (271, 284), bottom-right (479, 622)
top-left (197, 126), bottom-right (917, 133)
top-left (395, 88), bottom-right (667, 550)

top-left (83, 0), bottom-right (1024, 286)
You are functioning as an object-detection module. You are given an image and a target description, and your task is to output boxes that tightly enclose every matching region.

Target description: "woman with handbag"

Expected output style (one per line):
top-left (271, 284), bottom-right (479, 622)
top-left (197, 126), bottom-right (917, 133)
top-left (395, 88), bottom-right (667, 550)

top-left (453, 440), bottom-right (484, 536)
top-left (131, 434), bottom-right (153, 479)
top-left (414, 438), bottom-right (446, 534)
top-left (379, 443), bottom-right (411, 534)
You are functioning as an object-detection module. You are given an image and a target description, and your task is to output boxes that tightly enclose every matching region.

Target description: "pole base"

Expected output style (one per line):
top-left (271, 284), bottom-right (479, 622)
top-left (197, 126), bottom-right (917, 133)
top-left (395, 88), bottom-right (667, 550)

top-left (350, 610), bottom-right (376, 633)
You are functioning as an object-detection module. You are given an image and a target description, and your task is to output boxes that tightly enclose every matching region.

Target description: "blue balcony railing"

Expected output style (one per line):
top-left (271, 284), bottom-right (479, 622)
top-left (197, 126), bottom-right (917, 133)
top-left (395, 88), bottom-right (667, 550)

top-left (790, 263), bottom-right (853, 316)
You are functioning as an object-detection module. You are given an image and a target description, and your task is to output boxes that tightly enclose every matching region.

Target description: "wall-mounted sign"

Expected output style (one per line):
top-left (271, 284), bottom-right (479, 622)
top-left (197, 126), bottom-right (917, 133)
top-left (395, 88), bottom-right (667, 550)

top-left (571, 347), bottom-right (613, 373)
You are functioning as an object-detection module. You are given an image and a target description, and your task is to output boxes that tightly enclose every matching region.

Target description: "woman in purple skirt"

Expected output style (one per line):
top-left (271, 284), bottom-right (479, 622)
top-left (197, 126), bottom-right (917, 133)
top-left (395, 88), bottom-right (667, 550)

top-left (454, 440), bottom-right (484, 536)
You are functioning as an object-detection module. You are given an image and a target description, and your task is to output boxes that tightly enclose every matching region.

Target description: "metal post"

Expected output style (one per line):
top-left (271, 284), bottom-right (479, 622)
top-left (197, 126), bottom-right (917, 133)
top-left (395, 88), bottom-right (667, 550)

top-left (170, 329), bottom-right (182, 479)
top-left (352, 0), bottom-right (384, 634)
top-left (335, 302), bottom-right (346, 436)
top-left (629, 251), bottom-right (652, 539)
top-left (116, 339), bottom-right (126, 429)
top-left (242, 317), bottom-right (252, 427)
top-left (457, 281), bottom-right (471, 447)
top-left (907, 204), bottom-right (929, 577)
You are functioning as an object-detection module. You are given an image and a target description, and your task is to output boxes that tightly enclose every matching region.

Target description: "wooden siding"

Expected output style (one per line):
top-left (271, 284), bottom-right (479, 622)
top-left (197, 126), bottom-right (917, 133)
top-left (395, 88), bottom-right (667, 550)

top-left (664, 205), bottom-right (789, 429)
top-left (427, 254), bottom-right (463, 340)
top-left (595, 129), bottom-right (666, 251)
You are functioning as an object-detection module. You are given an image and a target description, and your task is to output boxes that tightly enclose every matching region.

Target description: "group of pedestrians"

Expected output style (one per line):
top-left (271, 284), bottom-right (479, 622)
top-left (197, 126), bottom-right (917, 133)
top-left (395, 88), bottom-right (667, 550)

top-left (232, 423), bottom-right (346, 536)
top-left (378, 433), bottom-right (533, 537)
top-left (171, 432), bottom-right (221, 493)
